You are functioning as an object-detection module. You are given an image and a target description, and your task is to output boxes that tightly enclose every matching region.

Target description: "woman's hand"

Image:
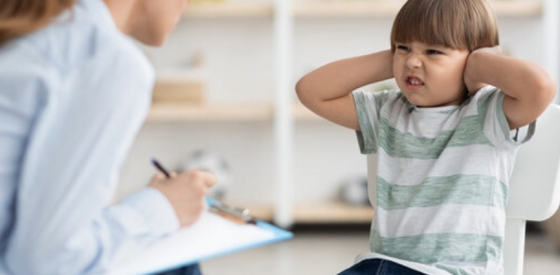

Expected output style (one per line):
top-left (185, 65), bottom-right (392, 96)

top-left (149, 170), bottom-right (217, 227)
top-left (464, 46), bottom-right (502, 96)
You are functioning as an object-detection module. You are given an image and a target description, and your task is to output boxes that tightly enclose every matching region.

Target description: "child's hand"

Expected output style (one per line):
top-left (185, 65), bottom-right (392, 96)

top-left (464, 46), bottom-right (502, 96)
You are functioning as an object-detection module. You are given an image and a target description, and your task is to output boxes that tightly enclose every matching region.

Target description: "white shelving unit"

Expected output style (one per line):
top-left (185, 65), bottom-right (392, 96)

top-left (137, 0), bottom-right (557, 228)
top-left (147, 104), bottom-right (273, 122)
top-left (293, 1), bottom-right (543, 18)
top-left (184, 2), bottom-right (273, 18)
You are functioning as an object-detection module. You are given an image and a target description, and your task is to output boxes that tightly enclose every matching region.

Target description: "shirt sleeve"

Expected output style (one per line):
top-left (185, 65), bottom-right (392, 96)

top-left (352, 89), bottom-right (397, 155)
top-left (2, 39), bottom-right (179, 275)
top-left (475, 86), bottom-right (535, 148)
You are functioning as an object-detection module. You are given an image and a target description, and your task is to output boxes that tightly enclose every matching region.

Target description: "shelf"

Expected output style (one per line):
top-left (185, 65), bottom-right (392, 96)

top-left (147, 104), bottom-right (273, 122)
top-left (184, 2), bottom-right (273, 19)
top-left (294, 1), bottom-right (404, 18)
top-left (491, 1), bottom-right (543, 17)
top-left (293, 202), bottom-right (374, 224)
top-left (234, 204), bottom-right (275, 222)
top-left (147, 103), bottom-right (326, 122)
top-left (293, 103), bottom-right (322, 121)
top-left (294, 1), bottom-right (543, 19)
top-left (236, 202), bottom-right (374, 224)
top-left (183, 1), bottom-right (543, 19)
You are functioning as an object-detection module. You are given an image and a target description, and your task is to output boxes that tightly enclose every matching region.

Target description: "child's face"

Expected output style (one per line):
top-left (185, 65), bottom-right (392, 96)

top-left (392, 41), bottom-right (470, 108)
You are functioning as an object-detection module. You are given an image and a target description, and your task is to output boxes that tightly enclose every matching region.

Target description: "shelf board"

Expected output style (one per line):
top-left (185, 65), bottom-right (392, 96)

top-left (294, 1), bottom-right (404, 18)
top-left (293, 103), bottom-right (322, 121)
top-left (183, 1), bottom-right (543, 19)
top-left (491, 1), bottom-right (543, 18)
top-left (184, 2), bottom-right (273, 19)
top-left (147, 103), bottom-right (327, 122)
top-left (294, 1), bottom-right (543, 18)
top-left (232, 204), bottom-right (275, 222)
top-left (293, 202), bottom-right (374, 224)
top-left (147, 104), bottom-right (273, 122)
top-left (228, 202), bottom-right (374, 224)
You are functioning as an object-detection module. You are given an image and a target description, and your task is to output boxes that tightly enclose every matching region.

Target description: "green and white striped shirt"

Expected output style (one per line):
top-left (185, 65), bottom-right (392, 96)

top-left (353, 86), bottom-right (534, 275)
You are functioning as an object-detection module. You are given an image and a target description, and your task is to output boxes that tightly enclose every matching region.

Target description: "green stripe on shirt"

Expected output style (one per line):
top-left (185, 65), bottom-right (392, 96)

top-left (378, 116), bottom-right (492, 159)
top-left (377, 175), bottom-right (507, 210)
top-left (370, 230), bottom-right (502, 267)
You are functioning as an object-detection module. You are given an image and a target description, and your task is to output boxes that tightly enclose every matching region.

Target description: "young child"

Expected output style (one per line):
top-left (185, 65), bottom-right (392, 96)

top-left (296, 0), bottom-right (556, 274)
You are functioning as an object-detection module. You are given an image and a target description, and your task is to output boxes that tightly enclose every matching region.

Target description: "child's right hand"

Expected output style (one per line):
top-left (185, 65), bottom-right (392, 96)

top-left (149, 170), bottom-right (217, 227)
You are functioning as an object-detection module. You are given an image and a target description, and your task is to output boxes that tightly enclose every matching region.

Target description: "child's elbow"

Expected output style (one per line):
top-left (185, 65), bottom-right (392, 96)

top-left (536, 72), bottom-right (557, 105)
top-left (295, 76), bottom-right (312, 106)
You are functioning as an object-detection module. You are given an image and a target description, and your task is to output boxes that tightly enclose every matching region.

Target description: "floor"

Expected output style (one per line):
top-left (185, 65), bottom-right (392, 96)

top-left (201, 225), bottom-right (560, 275)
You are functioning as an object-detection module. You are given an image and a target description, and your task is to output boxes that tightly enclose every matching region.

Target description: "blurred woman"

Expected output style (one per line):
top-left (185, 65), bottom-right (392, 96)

top-left (0, 1), bottom-right (216, 274)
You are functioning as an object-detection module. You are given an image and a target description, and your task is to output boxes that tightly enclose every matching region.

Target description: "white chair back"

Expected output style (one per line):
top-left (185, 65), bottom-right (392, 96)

top-left (504, 104), bottom-right (560, 275)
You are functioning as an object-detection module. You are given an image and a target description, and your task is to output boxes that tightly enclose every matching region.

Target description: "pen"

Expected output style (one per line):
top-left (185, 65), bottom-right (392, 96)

top-left (152, 158), bottom-right (258, 225)
top-left (151, 158), bottom-right (171, 178)
top-left (209, 203), bottom-right (257, 225)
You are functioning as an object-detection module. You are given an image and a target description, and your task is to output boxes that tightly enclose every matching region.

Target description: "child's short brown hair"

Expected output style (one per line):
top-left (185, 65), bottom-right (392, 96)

top-left (390, 0), bottom-right (499, 52)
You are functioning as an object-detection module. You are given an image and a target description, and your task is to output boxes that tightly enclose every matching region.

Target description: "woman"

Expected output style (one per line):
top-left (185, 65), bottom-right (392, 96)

top-left (0, 0), bottom-right (216, 274)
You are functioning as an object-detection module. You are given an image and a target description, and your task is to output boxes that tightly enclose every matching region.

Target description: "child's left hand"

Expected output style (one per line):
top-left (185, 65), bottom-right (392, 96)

top-left (464, 46), bottom-right (502, 96)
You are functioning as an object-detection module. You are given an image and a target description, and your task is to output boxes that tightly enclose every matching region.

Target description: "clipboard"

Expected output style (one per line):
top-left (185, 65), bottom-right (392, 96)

top-left (107, 198), bottom-right (293, 275)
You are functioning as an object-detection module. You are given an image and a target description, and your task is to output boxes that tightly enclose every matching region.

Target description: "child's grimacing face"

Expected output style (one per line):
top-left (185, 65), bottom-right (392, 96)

top-left (392, 41), bottom-right (470, 108)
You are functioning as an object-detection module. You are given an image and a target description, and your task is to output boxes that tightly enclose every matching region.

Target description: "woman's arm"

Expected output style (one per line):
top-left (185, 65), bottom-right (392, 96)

top-left (295, 50), bottom-right (394, 130)
top-left (464, 48), bottom-right (557, 129)
top-left (2, 41), bottom-right (214, 274)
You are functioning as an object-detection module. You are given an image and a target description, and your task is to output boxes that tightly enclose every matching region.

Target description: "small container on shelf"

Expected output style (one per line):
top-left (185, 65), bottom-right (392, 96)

top-left (152, 72), bottom-right (205, 105)
top-left (153, 52), bottom-right (207, 105)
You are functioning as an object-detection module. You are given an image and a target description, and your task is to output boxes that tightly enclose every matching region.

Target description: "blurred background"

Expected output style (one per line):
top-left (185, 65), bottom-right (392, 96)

top-left (114, 0), bottom-right (560, 274)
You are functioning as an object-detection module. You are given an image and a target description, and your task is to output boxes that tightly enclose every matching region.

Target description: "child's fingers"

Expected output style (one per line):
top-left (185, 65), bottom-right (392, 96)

top-left (477, 45), bottom-right (501, 56)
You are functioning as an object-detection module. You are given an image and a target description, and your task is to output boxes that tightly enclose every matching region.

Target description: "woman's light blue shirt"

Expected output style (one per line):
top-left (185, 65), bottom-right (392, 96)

top-left (0, 1), bottom-right (179, 274)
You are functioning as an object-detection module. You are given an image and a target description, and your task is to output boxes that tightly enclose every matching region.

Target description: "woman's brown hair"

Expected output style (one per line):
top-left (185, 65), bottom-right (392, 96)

top-left (0, 0), bottom-right (76, 45)
top-left (390, 0), bottom-right (499, 52)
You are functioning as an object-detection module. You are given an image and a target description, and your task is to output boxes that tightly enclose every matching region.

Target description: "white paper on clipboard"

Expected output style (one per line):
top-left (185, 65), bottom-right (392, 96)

top-left (107, 209), bottom-right (292, 275)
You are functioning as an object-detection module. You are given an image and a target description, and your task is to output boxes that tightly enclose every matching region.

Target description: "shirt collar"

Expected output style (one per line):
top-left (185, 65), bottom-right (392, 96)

top-left (74, 0), bottom-right (118, 31)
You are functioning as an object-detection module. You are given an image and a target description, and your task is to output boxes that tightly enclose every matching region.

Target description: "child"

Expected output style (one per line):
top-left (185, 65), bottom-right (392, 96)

top-left (296, 0), bottom-right (556, 274)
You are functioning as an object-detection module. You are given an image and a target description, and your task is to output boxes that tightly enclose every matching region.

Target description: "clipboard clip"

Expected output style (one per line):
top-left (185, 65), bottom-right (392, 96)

top-left (209, 201), bottom-right (258, 225)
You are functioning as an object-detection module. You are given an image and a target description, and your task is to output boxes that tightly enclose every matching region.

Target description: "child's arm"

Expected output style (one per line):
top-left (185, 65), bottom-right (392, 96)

top-left (295, 50), bottom-right (394, 130)
top-left (464, 47), bottom-right (557, 129)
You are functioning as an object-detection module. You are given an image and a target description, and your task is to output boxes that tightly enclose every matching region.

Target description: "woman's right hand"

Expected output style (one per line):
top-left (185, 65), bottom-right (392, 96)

top-left (149, 170), bottom-right (217, 227)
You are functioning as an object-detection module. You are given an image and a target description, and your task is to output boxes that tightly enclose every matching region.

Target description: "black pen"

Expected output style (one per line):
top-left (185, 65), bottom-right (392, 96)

top-left (151, 158), bottom-right (171, 178)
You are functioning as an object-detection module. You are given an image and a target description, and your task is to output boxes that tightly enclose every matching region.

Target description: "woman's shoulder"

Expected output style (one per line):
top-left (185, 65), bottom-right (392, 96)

top-left (15, 1), bottom-right (142, 74)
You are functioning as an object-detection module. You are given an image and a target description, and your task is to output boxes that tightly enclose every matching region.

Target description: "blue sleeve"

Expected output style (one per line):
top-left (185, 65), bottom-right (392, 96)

top-left (1, 39), bottom-right (179, 275)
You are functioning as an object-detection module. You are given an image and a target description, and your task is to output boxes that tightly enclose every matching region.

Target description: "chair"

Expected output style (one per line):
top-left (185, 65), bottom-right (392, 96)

top-left (365, 104), bottom-right (560, 275)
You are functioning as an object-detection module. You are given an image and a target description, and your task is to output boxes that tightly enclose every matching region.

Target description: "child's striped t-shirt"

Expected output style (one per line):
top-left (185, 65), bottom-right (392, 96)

top-left (352, 86), bottom-right (534, 275)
